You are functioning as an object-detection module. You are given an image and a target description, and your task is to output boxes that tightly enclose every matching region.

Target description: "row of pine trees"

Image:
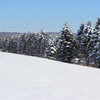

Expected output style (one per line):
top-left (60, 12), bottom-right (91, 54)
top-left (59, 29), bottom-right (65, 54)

top-left (0, 18), bottom-right (100, 68)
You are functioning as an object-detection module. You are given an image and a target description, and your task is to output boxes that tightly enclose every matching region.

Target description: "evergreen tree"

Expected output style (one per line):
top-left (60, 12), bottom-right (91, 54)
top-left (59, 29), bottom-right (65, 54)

top-left (90, 18), bottom-right (100, 67)
top-left (76, 22), bottom-right (93, 65)
top-left (46, 37), bottom-right (56, 60)
top-left (95, 17), bottom-right (100, 30)
top-left (36, 30), bottom-right (49, 58)
top-left (56, 23), bottom-right (74, 63)
top-left (83, 21), bottom-right (93, 65)
top-left (18, 33), bottom-right (27, 54)
top-left (2, 36), bottom-right (10, 52)
top-left (25, 33), bottom-right (37, 56)
top-left (7, 36), bottom-right (19, 53)
top-left (75, 23), bottom-right (85, 63)
top-left (0, 37), bottom-right (3, 51)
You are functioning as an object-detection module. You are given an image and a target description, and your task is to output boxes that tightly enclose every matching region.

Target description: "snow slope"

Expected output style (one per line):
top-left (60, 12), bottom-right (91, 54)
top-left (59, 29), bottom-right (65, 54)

top-left (0, 52), bottom-right (100, 100)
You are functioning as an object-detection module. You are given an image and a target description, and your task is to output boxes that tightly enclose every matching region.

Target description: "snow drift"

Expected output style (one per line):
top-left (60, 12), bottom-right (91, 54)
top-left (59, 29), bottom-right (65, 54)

top-left (0, 52), bottom-right (100, 100)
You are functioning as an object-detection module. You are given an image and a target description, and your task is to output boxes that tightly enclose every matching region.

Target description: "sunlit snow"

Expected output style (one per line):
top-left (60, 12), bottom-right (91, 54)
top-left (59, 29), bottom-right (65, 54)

top-left (0, 52), bottom-right (100, 100)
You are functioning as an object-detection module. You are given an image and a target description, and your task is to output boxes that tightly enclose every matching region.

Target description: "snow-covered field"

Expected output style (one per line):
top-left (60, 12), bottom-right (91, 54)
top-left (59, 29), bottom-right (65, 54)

top-left (0, 52), bottom-right (100, 100)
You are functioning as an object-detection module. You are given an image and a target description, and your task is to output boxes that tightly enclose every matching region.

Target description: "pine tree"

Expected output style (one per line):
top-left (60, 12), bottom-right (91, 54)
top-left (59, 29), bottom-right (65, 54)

top-left (18, 33), bottom-right (27, 54)
top-left (95, 17), bottom-right (100, 30)
top-left (95, 36), bottom-right (100, 67)
top-left (2, 36), bottom-right (10, 52)
top-left (25, 33), bottom-right (37, 56)
top-left (90, 18), bottom-right (100, 67)
top-left (46, 37), bottom-right (56, 60)
top-left (76, 22), bottom-right (94, 65)
top-left (56, 23), bottom-right (74, 63)
top-left (75, 23), bottom-right (85, 63)
top-left (0, 37), bottom-right (3, 51)
top-left (36, 30), bottom-right (49, 58)
top-left (84, 21), bottom-right (93, 65)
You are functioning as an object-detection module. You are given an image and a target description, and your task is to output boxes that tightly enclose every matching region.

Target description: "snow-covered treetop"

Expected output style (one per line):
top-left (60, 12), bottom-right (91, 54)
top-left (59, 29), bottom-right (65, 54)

top-left (40, 29), bottom-right (44, 33)
top-left (80, 23), bottom-right (85, 29)
top-left (62, 23), bottom-right (71, 33)
top-left (39, 29), bottom-right (47, 35)
top-left (87, 21), bottom-right (91, 27)
top-left (36, 29), bottom-right (48, 40)
top-left (95, 17), bottom-right (100, 30)
top-left (97, 17), bottom-right (100, 24)
top-left (85, 21), bottom-right (93, 34)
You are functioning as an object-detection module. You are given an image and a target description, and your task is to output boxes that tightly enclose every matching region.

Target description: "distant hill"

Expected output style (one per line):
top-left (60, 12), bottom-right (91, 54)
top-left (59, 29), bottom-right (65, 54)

top-left (0, 32), bottom-right (77, 38)
top-left (0, 32), bottom-right (21, 37)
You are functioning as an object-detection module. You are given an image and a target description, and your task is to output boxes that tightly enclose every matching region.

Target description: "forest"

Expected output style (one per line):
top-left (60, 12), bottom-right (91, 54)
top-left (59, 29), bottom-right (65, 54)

top-left (0, 18), bottom-right (100, 68)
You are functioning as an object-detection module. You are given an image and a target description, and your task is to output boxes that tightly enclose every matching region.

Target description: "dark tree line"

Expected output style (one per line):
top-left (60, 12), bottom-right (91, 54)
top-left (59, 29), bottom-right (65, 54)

top-left (0, 18), bottom-right (100, 68)
top-left (0, 31), bottom-right (50, 58)
top-left (75, 18), bottom-right (100, 67)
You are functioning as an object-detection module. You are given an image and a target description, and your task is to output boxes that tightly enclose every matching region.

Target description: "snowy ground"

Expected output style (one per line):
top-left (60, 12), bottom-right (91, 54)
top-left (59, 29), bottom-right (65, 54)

top-left (0, 52), bottom-right (100, 100)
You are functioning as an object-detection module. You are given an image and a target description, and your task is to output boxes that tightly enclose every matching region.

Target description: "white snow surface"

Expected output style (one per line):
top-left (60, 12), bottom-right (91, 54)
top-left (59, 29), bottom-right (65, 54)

top-left (0, 52), bottom-right (100, 100)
